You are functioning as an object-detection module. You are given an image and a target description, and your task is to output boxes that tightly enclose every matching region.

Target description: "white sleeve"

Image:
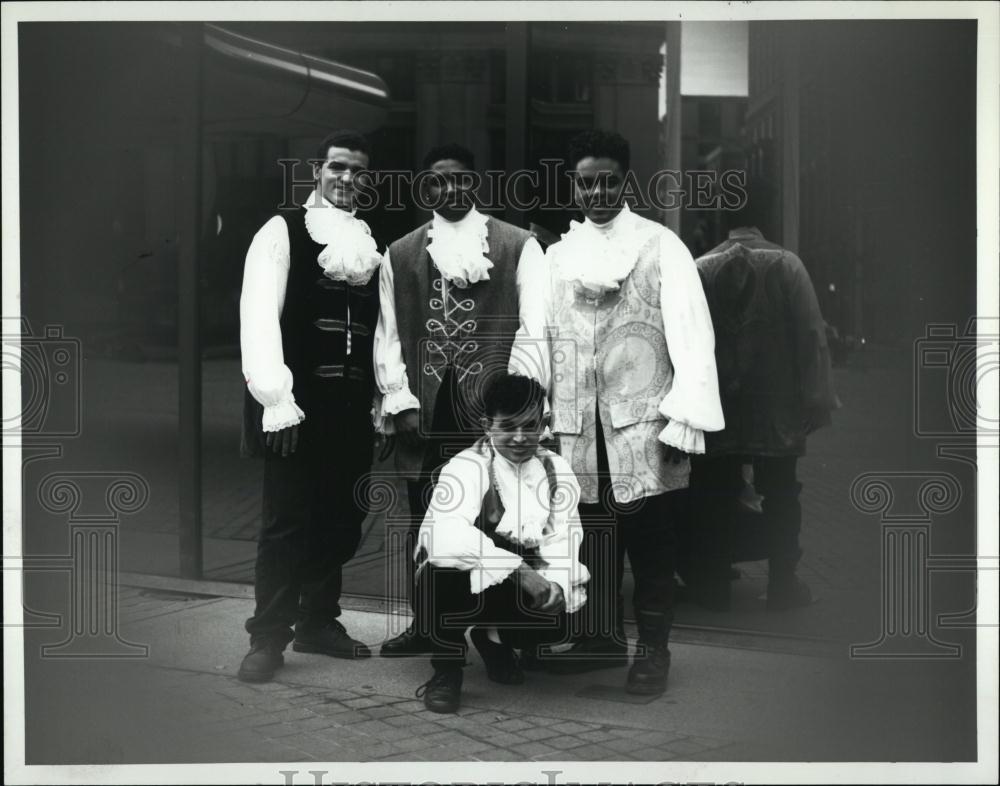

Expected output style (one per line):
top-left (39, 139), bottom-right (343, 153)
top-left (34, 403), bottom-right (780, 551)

top-left (508, 237), bottom-right (551, 391)
top-left (373, 249), bottom-right (421, 432)
top-left (417, 453), bottom-right (525, 593)
top-left (656, 231), bottom-right (725, 453)
top-left (536, 457), bottom-right (589, 613)
top-left (239, 216), bottom-right (305, 432)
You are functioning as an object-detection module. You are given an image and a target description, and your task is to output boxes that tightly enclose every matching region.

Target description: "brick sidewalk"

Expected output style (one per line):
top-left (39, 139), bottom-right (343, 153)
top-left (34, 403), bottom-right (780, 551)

top-left (164, 668), bottom-right (732, 763)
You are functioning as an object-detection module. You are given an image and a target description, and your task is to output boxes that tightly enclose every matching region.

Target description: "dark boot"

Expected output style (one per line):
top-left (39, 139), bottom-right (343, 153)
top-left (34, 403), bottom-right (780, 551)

top-left (625, 611), bottom-right (671, 696)
top-left (379, 621), bottom-right (434, 657)
top-left (237, 640), bottom-right (285, 683)
top-left (292, 619), bottom-right (371, 659)
top-left (471, 627), bottom-right (524, 685)
top-left (416, 667), bottom-right (463, 714)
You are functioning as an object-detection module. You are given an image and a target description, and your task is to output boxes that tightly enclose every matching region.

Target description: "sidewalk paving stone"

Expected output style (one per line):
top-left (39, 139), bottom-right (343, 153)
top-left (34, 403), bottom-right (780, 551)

top-left (509, 741), bottom-right (560, 758)
top-left (542, 734), bottom-right (590, 751)
top-left (603, 736), bottom-right (653, 754)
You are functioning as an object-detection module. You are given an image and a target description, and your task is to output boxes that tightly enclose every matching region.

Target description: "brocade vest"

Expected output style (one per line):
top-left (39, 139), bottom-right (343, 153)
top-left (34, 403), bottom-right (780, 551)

top-left (548, 230), bottom-right (689, 503)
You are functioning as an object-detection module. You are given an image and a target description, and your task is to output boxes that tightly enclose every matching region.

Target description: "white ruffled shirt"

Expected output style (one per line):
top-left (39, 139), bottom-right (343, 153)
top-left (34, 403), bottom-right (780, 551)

top-left (548, 204), bottom-right (724, 454)
top-left (417, 442), bottom-right (589, 613)
top-left (373, 208), bottom-right (550, 429)
top-left (425, 207), bottom-right (493, 288)
top-left (239, 191), bottom-right (381, 432)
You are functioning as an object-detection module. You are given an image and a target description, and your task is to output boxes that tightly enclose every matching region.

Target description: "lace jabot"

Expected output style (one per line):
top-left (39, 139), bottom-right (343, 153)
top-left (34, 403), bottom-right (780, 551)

top-left (555, 204), bottom-right (657, 300)
top-left (426, 208), bottom-right (493, 289)
top-left (303, 190), bottom-right (381, 286)
top-left (485, 439), bottom-right (556, 548)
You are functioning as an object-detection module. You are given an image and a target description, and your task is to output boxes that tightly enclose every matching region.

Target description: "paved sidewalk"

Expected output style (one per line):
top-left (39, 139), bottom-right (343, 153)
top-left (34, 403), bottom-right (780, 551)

top-left (15, 581), bottom-right (969, 767)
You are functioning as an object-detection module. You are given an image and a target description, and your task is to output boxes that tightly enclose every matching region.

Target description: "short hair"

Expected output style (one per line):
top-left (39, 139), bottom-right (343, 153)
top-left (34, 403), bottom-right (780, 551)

top-left (567, 129), bottom-right (630, 171)
top-left (483, 374), bottom-right (546, 421)
top-left (316, 129), bottom-right (371, 161)
top-left (422, 142), bottom-right (476, 172)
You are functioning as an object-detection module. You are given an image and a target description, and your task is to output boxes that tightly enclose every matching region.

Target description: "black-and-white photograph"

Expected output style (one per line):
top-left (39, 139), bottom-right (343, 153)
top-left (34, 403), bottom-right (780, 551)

top-left (3, 2), bottom-right (998, 783)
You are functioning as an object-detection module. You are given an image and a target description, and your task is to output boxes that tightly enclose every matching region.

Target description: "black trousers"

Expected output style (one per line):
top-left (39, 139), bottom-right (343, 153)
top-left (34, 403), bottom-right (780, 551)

top-left (245, 385), bottom-right (374, 647)
top-left (416, 564), bottom-right (570, 671)
top-left (573, 414), bottom-right (681, 644)
top-left (403, 369), bottom-right (480, 613)
top-left (687, 454), bottom-right (803, 583)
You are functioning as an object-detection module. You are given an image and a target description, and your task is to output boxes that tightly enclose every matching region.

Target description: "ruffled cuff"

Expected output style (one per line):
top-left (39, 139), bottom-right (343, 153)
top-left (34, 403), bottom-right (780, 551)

top-left (468, 558), bottom-right (525, 594)
top-left (658, 419), bottom-right (705, 454)
top-left (537, 567), bottom-right (587, 614)
top-left (261, 398), bottom-right (305, 433)
top-left (380, 387), bottom-right (420, 419)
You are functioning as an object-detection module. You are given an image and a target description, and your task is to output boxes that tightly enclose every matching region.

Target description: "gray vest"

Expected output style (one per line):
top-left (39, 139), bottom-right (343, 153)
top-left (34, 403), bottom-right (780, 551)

top-left (389, 216), bottom-right (531, 433)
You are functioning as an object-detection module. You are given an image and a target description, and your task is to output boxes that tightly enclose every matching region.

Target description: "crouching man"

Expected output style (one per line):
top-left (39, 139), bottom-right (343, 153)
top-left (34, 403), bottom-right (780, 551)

top-left (413, 374), bottom-right (589, 713)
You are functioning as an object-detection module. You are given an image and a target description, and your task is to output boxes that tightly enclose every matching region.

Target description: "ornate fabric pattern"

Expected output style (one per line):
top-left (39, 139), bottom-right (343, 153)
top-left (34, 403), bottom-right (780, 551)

top-left (549, 233), bottom-right (689, 504)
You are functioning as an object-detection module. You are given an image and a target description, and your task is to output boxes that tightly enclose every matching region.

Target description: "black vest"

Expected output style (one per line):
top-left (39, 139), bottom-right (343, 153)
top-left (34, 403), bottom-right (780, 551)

top-left (241, 209), bottom-right (380, 456)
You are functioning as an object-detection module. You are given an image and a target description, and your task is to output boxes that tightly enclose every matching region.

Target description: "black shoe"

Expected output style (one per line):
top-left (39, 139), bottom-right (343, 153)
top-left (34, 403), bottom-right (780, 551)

top-left (625, 642), bottom-right (671, 696)
top-left (470, 627), bottom-right (524, 685)
top-left (416, 668), bottom-right (463, 714)
top-left (237, 641), bottom-right (284, 683)
top-left (766, 576), bottom-right (814, 611)
top-left (379, 623), bottom-right (433, 657)
top-left (542, 637), bottom-right (630, 675)
top-left (292, 619), bottom-right (371, 659)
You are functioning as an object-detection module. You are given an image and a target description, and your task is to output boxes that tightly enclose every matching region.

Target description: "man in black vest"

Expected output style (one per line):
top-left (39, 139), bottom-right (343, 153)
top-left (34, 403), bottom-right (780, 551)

top-left (237, 130), bottom-right (382, 682)
top-left (374, 143), bottom-right (550, 656)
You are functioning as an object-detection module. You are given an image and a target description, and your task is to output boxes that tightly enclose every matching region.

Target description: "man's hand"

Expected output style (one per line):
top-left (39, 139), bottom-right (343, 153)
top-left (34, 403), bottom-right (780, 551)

top-left (536, 581), bottom-right (566, 614)
top-left (515, 564), bottom-right (552, 610)
top-left (393, 408), bottom-right (423, 449)
top-left (265, 424), bottom-right (299, 457)
top-left (664, 445), bottom-right (688, 464)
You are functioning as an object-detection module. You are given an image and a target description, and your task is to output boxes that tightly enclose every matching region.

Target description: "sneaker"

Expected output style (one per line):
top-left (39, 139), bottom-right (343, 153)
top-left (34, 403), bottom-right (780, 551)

top-left (766, 576), bottom-right (814, 612)
top-left (237, 641), bottom-right (284, 683)
top-left (415, 668), bottom-right (463, 714)
top-left (292, 619), bottom-right (371, 659)
top-left (379, 622), bottom-right (434, 658)
top-left (470, 627), bottom-right (524, 685)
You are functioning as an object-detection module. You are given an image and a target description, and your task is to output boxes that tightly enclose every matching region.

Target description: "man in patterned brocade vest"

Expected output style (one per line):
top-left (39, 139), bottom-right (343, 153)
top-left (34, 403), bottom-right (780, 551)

top-left (236, 130), bottom-right (382, 683)
top-left (542, 130), bottom-right (725, 696)
top-left (374, 143), bottom-right (550, 657)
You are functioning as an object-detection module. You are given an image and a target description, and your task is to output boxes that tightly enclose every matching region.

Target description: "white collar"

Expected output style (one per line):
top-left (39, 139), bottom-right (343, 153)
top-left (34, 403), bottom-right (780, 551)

top-left (557, 203), bottom-right (652, 298)
top-left (426, 207), bottom-right (492, 288)
top-left (432, 206), bottom-right (487, 233)
top-left (583, 203), bottom-right (633, 235)
top-left (486, 439), bottom-right (552, 547)
top-left (302, 189), bottom-right (381, 286)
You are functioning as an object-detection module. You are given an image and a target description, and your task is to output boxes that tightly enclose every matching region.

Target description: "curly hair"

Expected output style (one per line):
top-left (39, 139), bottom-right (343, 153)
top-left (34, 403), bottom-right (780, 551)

top-left (422, 142), bottom-right (476, 171)
top-left (567, 129), bottom-right (630, 171)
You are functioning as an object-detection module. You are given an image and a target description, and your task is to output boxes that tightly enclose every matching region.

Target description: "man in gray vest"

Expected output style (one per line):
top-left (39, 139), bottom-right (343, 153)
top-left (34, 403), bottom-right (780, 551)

top-left (374, 143), bottom-right (549, 656)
